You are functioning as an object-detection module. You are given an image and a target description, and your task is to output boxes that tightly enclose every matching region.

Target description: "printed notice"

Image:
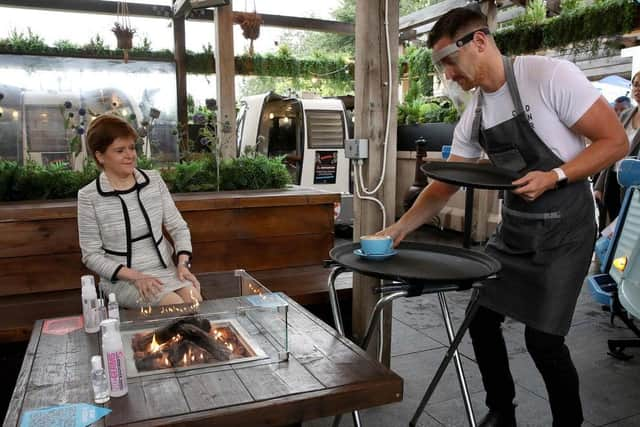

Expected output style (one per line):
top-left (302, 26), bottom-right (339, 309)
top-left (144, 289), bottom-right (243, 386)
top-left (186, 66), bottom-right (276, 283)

top-left (313, 150), bottom-right (338, 184)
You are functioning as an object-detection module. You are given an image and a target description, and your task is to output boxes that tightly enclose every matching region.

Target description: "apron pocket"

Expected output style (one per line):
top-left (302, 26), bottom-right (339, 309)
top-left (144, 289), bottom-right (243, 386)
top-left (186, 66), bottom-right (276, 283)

top-left (497, 216), bottom-right (542, 254)
top-left (492, 214), bottom-right (565, 264)
top-left (489, 148), bottom-right (527, 172)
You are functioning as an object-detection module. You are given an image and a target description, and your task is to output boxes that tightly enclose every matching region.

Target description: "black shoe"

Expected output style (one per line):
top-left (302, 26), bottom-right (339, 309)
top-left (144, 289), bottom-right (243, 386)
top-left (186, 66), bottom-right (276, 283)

top-left (478, 409), bottom-right (517, 427)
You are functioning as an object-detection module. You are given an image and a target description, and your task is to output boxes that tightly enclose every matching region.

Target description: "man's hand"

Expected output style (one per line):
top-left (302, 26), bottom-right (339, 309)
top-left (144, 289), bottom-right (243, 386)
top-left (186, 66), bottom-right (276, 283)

top-left (512, 170), bottom-right (558, 202)
top-left (375, 223), bottom-right (409, 248)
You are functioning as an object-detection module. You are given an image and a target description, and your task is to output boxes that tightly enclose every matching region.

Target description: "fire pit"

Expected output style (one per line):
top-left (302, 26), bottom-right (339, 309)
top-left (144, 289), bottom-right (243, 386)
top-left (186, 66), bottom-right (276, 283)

top-left (122, 315), bottom-right (267, 377)
top-left (118, 270), bottom-right (289, 378)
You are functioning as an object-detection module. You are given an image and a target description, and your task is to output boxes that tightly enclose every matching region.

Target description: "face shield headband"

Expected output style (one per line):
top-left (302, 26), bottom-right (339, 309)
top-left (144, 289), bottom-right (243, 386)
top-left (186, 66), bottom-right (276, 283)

top-left (432, 27), bottom-right (491, 75)
top-left (431, 28), bottom-right (490, 113)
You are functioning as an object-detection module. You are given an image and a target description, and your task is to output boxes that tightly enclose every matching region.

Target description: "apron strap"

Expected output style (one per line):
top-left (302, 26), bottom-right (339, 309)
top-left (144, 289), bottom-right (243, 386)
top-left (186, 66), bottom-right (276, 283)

top-left (503, 56), bottom-right (525, 116)
top-left (470, 90), bottom-right (484, 146)
top-left (502, 204), bottom-right (562, 220)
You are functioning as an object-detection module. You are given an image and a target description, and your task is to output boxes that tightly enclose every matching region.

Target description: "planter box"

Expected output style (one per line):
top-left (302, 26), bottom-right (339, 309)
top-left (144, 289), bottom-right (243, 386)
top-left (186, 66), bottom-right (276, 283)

top-left (0, 186), bottom-right (339, 342)
top-left (395, 123), bottom-right (501, 243)
top-left (397, 123), bottom-right (456, 152)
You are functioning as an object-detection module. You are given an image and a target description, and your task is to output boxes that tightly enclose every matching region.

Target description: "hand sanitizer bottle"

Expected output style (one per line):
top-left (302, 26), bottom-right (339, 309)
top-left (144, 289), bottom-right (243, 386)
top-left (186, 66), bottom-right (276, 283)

top-left (100, 318), bottom-right (128, 397)
top-left (90, 355), bottom-right (110, 404)
top-left (81, 275), bottom-right (100, 333)
top-left (108, 293), bottom-right (120, 321)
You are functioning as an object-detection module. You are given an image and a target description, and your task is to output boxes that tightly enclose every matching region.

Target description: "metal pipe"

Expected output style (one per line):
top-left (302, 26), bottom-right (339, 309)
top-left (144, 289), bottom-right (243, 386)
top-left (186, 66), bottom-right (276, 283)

top-left (410, 288), bottom-right (481, 427)
top-left (327, 266), bottom-right (362, 427)
top-left (438, 292), bottom-right (476, 427)
top-left (327, 266), bottom-right (349, 335)
top-left (361, 291), bottom-right (409, 350)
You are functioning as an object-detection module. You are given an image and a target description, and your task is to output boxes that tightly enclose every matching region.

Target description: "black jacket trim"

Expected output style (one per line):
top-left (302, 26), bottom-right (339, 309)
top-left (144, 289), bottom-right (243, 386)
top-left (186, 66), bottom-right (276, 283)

top-left (136, 190), bottom-right (167, 269)
top-left (96, 168), bottom-right (151, 197)
top-left (111, 264), bottom-right (124, 283)
top-left (115, 195), bottom-right (133, 268)
top-left (131, 233), bottom-right (152, 243)
top-left (176, 250), bottom-right (192, 260)
top-left (104, 247), bottom-right (127, 256)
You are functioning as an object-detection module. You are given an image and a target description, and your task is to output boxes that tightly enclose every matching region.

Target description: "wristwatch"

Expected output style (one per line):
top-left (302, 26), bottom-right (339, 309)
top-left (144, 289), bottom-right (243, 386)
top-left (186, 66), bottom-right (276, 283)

top-left (179, 259), bottom-right (191, 269)
top-left (553, 167), bottom-right (568, 188)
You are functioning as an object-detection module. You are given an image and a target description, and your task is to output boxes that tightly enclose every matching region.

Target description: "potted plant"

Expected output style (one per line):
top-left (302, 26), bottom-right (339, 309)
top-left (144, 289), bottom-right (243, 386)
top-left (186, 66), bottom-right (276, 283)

top-left (112, 22), bottom-right (135, 50)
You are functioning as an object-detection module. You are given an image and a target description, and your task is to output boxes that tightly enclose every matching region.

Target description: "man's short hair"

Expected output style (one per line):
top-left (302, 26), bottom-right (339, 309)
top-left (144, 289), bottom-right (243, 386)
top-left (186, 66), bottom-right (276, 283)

top-left (615, 96), bottom-right (631, 105)
top-left (427, 7), bottom-right (488, 49)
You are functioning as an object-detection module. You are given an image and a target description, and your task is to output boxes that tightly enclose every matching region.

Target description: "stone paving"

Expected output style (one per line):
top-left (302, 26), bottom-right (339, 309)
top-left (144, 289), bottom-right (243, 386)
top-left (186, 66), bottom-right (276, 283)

top-left (305, 227), bottom-right (640, 427)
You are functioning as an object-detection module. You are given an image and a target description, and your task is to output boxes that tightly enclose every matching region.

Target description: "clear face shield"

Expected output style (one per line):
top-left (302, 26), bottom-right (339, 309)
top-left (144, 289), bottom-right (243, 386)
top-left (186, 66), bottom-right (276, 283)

top-left (432, 28), bottom-right (490, 113)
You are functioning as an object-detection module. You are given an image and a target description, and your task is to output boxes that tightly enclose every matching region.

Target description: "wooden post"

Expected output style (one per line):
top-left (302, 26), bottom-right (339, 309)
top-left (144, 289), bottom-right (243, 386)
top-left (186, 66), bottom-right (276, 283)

top-left (214, 0), bottom-right (237, 159)
top-left (352, 0), bottom-right (398, 365)
top-left (172, 3), bottom-right (188, 158)
top-left (480, 0), bottom-right (498, 32)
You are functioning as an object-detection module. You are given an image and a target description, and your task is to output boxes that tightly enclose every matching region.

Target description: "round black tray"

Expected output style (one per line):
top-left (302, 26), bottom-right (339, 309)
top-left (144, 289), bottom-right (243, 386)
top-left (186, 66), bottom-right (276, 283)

top-left (330, 242), bottom-right (500, 288)
top-left (421, 161), bottom-right (521, 190)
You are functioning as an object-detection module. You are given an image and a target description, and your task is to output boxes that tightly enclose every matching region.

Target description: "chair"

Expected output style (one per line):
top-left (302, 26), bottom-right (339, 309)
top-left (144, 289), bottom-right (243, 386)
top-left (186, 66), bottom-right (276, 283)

top-left (588, 159), bottom-right (640, 359)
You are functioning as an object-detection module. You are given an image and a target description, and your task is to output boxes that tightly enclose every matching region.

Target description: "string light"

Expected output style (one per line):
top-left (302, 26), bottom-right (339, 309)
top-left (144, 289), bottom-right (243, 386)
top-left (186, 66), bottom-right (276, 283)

top-left (309, 63), bottom-right (353, 82)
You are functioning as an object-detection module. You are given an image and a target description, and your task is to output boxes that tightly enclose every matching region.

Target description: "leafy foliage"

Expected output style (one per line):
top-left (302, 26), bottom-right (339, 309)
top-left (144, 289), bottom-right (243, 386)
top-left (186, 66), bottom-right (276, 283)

top-left (219, 155), bottom-right (291, 191)
top-left (397, 97), bottom-right (459, 125)
top-left (0, 155), bottom-right (291, 201)
top-left (399, 45), bottom-right (434, 100)
top-left (495, 0), bottom-right (637, 55)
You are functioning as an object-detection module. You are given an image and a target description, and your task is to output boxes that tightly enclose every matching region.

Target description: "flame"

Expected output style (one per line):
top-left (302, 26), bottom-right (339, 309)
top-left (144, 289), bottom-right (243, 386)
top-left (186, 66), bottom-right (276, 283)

top-left (226, 343), bottom-right (234, 351)
top-left (199, 353), bottom-right (204, 360)
top-left (150, 334), bottom-right (161, 353)
top-left (182, 353), bottom-right (187, 365)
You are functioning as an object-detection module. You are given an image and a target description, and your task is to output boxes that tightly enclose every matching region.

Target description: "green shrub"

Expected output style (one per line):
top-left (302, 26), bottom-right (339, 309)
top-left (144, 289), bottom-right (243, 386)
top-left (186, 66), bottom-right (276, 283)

top-left (0, 155), bottom-right (291, 202)
top-left (397, 97), bottom-right (459, 125)
top-left (219, 155), bottom-right (291, 191)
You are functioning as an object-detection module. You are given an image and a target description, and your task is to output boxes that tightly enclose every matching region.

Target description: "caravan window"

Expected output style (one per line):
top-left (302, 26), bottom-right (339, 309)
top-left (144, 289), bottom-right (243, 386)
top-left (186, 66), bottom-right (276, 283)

top-left (306, 110), bottom-right (345, 149)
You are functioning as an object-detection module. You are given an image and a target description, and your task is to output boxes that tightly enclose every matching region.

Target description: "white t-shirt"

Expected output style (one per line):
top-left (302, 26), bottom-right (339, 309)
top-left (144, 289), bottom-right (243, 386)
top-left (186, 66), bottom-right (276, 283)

top-left (451, 56), bottom-right (601, 162)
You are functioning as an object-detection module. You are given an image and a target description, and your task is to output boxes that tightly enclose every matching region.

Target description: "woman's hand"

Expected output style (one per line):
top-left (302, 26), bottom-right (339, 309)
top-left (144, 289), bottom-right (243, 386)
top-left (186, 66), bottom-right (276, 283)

top-left (133, 275), bottom-right (164, 301)
top-left (177, 264), bottom-right (201, 292)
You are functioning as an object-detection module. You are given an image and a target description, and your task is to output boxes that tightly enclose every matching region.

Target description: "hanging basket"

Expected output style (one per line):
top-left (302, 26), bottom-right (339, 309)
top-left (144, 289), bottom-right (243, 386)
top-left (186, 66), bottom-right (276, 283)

top-left (113, 1), bottom-right (136, 62)
top-left (234, 12), bottom-right (262, 56)
top-left (113, 23), bottom-right (135, 49)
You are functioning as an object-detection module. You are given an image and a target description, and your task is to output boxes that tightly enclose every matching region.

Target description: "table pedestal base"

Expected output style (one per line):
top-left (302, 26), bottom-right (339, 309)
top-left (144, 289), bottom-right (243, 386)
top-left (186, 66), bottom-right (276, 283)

top-left (328, 267), bottom-right (481, 427)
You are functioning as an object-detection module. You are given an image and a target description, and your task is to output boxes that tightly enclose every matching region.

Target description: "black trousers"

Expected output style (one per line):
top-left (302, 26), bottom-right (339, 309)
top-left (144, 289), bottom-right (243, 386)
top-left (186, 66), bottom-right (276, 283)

top-left (468, 305), bottom-right (583, 427)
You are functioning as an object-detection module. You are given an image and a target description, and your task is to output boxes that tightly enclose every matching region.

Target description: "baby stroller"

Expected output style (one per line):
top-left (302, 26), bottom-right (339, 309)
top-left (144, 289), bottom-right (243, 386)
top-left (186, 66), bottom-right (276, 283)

top-left (588, 159), bottom-right (640, 360)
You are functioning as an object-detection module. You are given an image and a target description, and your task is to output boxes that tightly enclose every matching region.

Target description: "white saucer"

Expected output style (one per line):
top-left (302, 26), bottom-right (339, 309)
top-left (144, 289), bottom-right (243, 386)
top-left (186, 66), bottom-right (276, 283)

top-left (353, 248), bottom-right (398, 260)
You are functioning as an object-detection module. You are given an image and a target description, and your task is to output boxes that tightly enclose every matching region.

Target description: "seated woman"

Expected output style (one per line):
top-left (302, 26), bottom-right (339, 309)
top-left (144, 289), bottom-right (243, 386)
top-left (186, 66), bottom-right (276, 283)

top-left (78, 114), bottom-right (203, 308)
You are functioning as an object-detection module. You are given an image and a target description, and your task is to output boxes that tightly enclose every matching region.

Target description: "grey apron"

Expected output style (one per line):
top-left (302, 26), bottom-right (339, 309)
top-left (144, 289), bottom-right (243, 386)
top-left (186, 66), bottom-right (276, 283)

top-left (471, 56), bottom-right (596, 336)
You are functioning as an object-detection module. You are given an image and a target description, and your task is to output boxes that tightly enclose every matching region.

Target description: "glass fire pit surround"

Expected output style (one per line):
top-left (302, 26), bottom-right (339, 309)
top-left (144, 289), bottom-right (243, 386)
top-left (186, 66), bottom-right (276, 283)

top-left (118, 270), bottom-right (289, 378)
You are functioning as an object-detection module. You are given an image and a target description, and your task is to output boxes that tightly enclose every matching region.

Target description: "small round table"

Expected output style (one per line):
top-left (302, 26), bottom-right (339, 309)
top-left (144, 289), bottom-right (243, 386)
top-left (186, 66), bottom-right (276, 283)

top-left (421, 161), bottom-right (519, 248)
top-left (327, 242), bottom-right (501, 427)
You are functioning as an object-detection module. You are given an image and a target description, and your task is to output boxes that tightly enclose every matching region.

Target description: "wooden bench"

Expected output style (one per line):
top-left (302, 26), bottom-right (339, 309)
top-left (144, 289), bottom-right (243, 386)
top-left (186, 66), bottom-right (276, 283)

top-left (0, 187), bottom-right (341, 343)
top-left (0, 265), bottom-right (353, 343)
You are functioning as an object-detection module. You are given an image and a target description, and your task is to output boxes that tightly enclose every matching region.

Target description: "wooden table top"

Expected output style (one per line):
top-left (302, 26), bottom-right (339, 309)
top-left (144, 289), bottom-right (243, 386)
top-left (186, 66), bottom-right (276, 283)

top-left (4, 295), bottom-right (402, 427)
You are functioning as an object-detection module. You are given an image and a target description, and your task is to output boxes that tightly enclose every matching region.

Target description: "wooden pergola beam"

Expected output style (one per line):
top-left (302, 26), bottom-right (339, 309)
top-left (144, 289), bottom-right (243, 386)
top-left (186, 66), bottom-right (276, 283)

top-left (399, 0), bottom-right (468, 31)
top-left (0, 0), bottom-right (354, 34)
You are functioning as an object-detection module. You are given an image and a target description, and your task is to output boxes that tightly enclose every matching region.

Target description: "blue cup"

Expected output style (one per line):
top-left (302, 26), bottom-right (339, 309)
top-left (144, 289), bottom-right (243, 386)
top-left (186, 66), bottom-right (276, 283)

top-left (617, 158), bottom-right (640, 188)
top-left (360, 235), bottom-right (393, 255)
top-left (441, 145), bottom-right (452, 160)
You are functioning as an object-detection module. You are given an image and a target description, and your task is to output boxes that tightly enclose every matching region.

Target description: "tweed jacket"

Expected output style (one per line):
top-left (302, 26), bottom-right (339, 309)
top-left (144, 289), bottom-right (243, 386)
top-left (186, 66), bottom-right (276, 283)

top-left (77, 168), bottom-right (192, 283)
top-left (594, 106), bottom-right (640, 194)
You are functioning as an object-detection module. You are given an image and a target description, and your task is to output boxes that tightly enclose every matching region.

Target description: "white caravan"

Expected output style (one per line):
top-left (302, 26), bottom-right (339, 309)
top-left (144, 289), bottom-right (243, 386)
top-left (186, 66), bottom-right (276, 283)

top-left (236, 92), bottom-right (353, 227)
